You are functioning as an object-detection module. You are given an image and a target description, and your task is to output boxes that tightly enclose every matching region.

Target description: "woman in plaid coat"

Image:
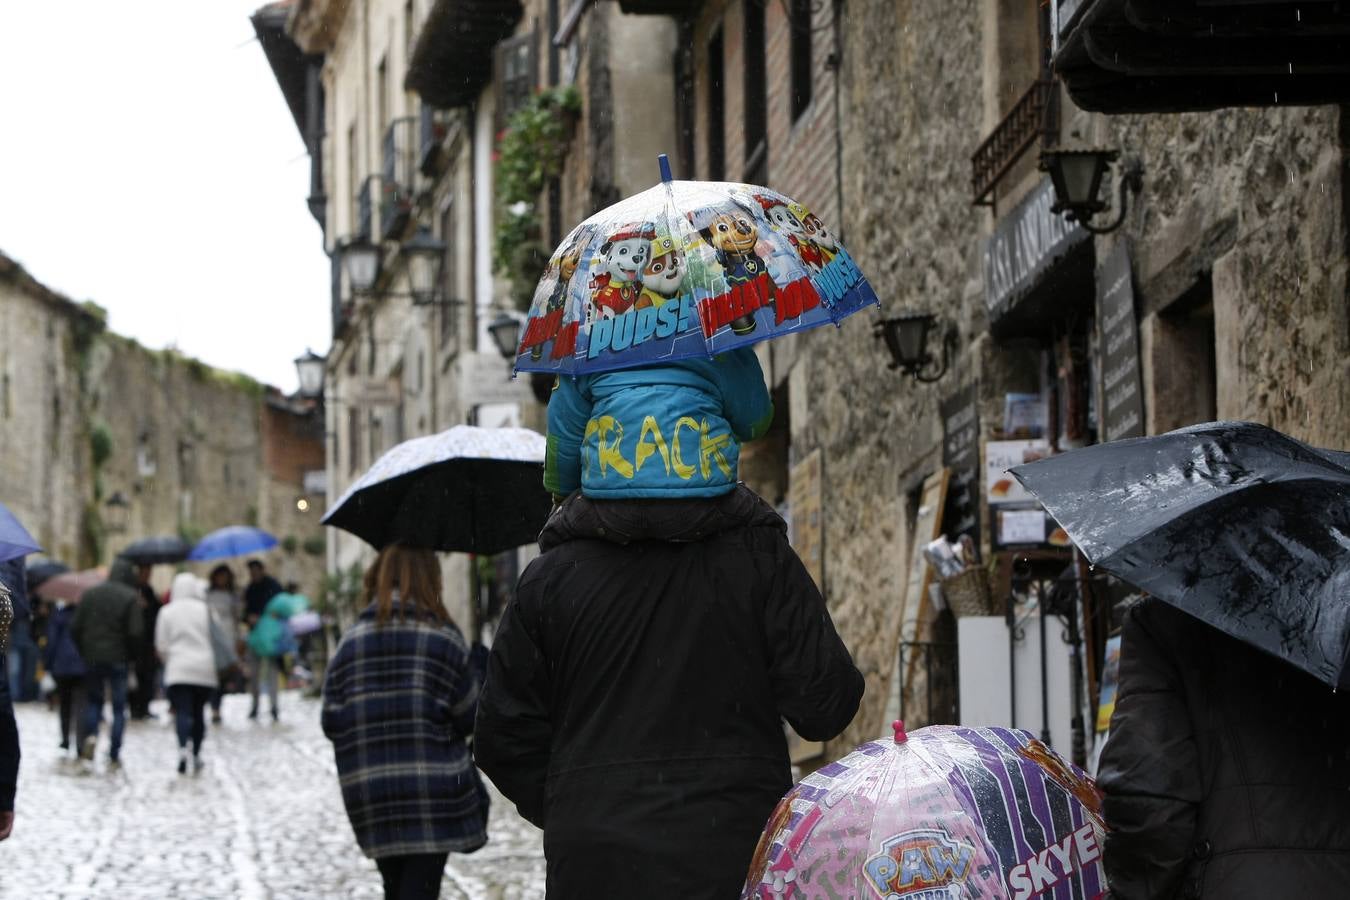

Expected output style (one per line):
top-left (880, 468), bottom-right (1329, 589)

top-left (322, 545), bottom-right (489, 899)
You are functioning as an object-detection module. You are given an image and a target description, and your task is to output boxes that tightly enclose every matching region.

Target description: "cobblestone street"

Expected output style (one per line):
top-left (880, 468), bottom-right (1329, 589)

top-left (2, 691), bottom-right (545, 899)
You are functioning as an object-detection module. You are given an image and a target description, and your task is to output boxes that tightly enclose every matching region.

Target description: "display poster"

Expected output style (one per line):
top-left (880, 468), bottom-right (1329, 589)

top-left (1097, 242), bottom-right (1146, 442)
top-left (1096, 635), bottom-right (1123, 733)
top-left (984, 439), bottom-right (1051, 506)
top-left (940, 384), bottom-right (980, 545)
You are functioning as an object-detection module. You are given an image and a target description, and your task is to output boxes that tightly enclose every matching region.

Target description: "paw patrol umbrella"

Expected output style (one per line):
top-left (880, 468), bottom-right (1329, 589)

top-left (741, 722), bottom-right (1107, 900)
top-left (512, 155), bottom-right (879, 375)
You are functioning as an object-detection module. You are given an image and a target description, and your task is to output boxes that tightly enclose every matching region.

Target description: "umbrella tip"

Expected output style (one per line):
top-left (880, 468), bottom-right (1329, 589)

top-left (892, 719), bottom-right (908, 744)
top-left (658, 153), bottom-right (673, 184)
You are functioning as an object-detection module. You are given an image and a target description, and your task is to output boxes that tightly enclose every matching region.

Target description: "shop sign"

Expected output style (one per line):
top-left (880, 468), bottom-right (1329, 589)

top-left (1096, 242), bottom-right (1145, 442)
top-left (982, 178), bottom-right (1089, 323)
top-left (940, 383), bottom-right (980, 544)
top-left (984, 439), bottom-right (1050, 506)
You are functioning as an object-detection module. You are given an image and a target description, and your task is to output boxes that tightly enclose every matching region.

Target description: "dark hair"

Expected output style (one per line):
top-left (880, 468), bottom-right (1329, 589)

top-left (209, 565), bottom-right (235, 590)
top-left (246, 559), bottom-right (264, 570)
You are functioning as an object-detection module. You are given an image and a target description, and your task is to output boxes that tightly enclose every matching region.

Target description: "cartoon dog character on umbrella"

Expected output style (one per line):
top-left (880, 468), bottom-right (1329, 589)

top-left (586, 221), bottom-right (656, 327)
top-left (531, 228), bottom-right (593, 360)
top-left (796, 203), bottom-right (840, 268)
top-left (635, 234), bottom-right (686, 309)
top-left (687, 204), bottom-right (773, 335)
top-left (755, 194), bottom-right (824, 272)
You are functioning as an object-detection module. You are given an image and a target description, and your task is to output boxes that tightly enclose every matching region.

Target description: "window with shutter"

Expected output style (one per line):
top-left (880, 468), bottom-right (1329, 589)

top-left (496, 31), bottom-right (537, 129)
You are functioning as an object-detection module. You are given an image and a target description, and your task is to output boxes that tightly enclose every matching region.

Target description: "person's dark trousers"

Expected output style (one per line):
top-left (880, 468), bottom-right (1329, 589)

top-left (375, 853), bottom-right (448, 900)
top-left (6, 621), bottom-right (38, 702)
top-left (129, 656), bottom-right (159, 719)
top-left (0, 651), bottom-right (18, 813)
top-left (166, 684), bottom-right (212, 755)
top-left (82, 663), bottom-right (129, 761)
top-left (209, 688), bottom-right (222, 715)
top-left (54, 675), bottom-right (84, 750)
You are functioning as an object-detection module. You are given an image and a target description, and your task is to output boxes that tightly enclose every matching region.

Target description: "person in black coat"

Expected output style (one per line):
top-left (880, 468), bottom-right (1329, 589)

top-left (1, 576), bottom-right (20, 841)
top-left (474, 485), bottom-right (864, 899)
top-left (1098, 597), bottom-right (1350, 899)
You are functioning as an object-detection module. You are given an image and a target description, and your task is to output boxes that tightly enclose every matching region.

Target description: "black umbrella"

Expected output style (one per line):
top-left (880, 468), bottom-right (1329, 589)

top-left (119, 535), bottom-right (193, 566)
top-left (1011, 421), bottom-right (1350, 689)
top-left (323, 425), bottom-right (551, 555)
top-left (25, 560), bottom-right (70, 591)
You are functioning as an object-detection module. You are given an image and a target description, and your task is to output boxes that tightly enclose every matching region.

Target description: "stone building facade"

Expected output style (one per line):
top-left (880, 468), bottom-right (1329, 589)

top-left (0, 251), bottom-right (327, 597)
top-left (260, 0), bottom-right (1348, 767)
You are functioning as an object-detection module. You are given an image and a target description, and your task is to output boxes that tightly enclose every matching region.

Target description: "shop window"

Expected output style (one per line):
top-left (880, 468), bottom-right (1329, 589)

top-left (789, 0), bottom-right (813, 121)
top-left (1152, 276), bottom-right (1217, 432)
top-left (743, 0), bottom-right (768, 183)
top-left (496, 31), bottom-right (537, 130)
top-left (706, 29), bottom-right (725, 181)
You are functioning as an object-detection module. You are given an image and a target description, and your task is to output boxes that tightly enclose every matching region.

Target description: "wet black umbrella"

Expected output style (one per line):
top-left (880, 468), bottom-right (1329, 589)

top-left (1011, 421), bottom-right (1350, 689)
top-left (323, 425), bottom-right (551, 555)
top-left (119, 535), bottom-right (192, 566)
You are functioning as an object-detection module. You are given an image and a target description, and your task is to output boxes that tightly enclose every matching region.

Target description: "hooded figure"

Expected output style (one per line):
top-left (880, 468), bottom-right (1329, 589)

top-left (71, 556), bottom-right (143, 765)
top-left (156, 573), bottom-right (219, 774)
top-left (474, 486), bottom-right (864, 899)
top-left (1098, 597), bottom-right (1350, 899)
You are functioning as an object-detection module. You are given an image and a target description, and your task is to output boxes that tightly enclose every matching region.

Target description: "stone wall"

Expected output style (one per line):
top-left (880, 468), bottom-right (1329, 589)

top-left (1, 251), bottom-right (327, 597)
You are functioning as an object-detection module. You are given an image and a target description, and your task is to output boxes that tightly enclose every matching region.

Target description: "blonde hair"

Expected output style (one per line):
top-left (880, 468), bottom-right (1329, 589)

top-left (362, 544), bottom-right (452, 627)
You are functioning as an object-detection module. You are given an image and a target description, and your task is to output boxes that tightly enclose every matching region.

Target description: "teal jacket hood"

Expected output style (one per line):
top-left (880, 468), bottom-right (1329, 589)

top-left (544, 349), bottom-right (773, 500)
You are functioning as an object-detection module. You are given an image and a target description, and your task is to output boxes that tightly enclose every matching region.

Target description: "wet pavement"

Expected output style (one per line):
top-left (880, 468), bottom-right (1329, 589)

top-left (2, 691), bottom-right (545, 899)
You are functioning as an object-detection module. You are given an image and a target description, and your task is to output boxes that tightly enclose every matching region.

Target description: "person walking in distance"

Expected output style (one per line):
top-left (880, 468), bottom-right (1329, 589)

top-left (156, 573), bottom-right (220, 774)
top-left (1, 575), bottom-right (20, 840)
top-left (322, 545), bottom-right (489, 900)
top-left (203, 565), bottom-right (240, 723)
top-left (128, 563), bottom-right (162, 720)
top-left (242, 559), bottom-right (282, 719)
top-left (71, 556), bottom-right (143, 769)
top-left (43, 596), bottom-right (87, 755)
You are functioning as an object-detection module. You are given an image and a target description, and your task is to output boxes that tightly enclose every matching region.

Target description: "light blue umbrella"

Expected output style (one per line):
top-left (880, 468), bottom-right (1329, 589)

top-left (187, 525), bottom-right (278, 561)
top-left (0, 501), bottom-right (41, 564)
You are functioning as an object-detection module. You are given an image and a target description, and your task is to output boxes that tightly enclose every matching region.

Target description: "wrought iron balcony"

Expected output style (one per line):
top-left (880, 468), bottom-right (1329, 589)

top-left (356, 175), bottom-right (377, 241)
top-left (381, 117), bottom-right (419, 241)
top-left (970, 79), bottom-right (1058, 206)
top-left (419, 104), bottom-right (451, 176)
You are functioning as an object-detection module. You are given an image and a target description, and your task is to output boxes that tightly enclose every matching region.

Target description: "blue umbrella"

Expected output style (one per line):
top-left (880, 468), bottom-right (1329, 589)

top-left (0, 502), bottom-right (41, 564)
top-left (188, 526), bottom-right (278, 562)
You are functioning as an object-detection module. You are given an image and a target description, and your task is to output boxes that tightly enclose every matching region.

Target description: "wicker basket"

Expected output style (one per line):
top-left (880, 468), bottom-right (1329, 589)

top-left (940, 567), bottom-right (993, 618)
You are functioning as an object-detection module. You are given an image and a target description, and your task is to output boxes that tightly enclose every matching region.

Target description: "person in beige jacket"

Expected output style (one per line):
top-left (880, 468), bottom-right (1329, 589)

top-left (155, 573), bottom-right (219, 774)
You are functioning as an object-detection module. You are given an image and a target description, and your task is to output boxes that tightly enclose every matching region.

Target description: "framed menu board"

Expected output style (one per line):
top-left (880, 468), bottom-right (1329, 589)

top-left (899, 468), bottom-right (951, 645)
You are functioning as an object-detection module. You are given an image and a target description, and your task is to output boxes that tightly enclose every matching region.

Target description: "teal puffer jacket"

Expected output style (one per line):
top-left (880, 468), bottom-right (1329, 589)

top-left (544, 349), bottom-right (773, 499)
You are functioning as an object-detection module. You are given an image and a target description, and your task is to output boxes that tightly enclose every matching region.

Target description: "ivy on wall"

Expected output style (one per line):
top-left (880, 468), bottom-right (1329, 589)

top-left (493, 86), bottom-right (581, 311)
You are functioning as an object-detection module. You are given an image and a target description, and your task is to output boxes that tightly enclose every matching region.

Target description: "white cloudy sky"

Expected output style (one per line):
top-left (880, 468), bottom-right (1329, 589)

top-left (0, 1), bottom-right (329, 394)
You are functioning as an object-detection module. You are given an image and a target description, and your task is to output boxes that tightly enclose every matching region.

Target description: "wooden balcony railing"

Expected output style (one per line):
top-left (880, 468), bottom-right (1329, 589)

top-left (971, 79), bottom-right (1059, 205)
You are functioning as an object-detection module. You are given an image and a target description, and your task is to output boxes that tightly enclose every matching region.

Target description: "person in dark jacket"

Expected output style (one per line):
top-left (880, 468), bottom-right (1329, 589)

top-left (44, 598), bottom-right (87, 753)
top-left (1, 575), bottom-right (19, 840)
top-left (2, 556), bottom-right (37, 702)
top-left (474, 485), bottom-right (864, 899)
top-left (128, 563), bottom-right (162, 720)
top-left (322, 544), bottom-right (489, 900)
top-left (71, 556), bottom-right (144, 767)
top-left (1098, 597), bottom-right (1350, 899)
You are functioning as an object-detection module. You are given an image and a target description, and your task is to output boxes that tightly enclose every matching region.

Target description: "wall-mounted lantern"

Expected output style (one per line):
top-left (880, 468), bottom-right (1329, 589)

top-left (1039, 149), bottom-right (1144, 235)
top-left (874, 314), bottom-right (955, 383)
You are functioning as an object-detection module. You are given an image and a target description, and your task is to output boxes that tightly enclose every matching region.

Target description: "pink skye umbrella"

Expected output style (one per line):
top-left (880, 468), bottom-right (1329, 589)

top-left (35, 567), bottom-right (107, 603)
top-left (742, 723), bottom-right (1107, 900)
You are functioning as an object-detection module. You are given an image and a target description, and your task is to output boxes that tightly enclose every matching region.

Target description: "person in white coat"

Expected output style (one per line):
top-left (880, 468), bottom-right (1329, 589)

top-left (155, 573), bottom-right (219, 774)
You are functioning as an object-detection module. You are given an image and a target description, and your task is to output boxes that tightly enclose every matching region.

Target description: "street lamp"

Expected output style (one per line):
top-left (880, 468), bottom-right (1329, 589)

top-left (487, 313), bottom-right (524, 360)
top-left (341, 237), bottom-right (381, 294)
top-left (1040, 149), bottom-right (1144, 235)
top-left (294, 349), bottom-right (327, 399)
top-left (874, 313), bottom-right (953, 383)
top-left (403, 225), bottom-right (447, 305)
top-left (104, 490), bottom-right (131, 535)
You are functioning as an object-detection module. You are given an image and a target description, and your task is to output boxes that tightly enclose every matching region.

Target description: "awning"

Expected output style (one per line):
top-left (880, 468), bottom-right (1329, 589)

top-left (1054, 0), bottom-right (1350, 113)
top-left (404, 0), bottom-right (524, 109)
top-left (250, 2), bottom-right (318, 139)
